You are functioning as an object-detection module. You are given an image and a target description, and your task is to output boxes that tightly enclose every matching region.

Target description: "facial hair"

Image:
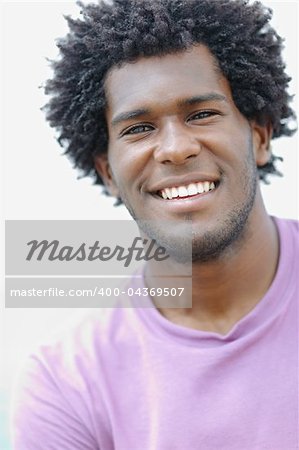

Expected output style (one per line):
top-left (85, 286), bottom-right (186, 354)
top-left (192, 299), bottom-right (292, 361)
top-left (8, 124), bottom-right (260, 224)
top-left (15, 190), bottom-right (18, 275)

top-left (117, 135), bottom-right (258, 264)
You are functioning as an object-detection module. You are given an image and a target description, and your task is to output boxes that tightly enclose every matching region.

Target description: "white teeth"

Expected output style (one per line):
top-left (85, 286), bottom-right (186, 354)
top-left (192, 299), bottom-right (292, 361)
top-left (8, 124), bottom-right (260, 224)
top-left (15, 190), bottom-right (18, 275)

top-left (160, 181), bottom-right (216, 199)
top-left (171, 187), bottom-right (179, 198)
top-left (187, 183), bottom-right (198, 196)
top-left (165, 188), bottom-right (172, 199)
top-left (203, 181), bottom-right (210, 193)
top-left (197, 182), bottom-right (204, 193)
top-left (178, 186), bottom-right (188, 197)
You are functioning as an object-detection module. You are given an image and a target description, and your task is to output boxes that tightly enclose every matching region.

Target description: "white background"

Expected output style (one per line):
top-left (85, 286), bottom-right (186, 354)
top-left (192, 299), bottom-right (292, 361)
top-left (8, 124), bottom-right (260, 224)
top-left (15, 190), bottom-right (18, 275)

top-left (1, 1), bottom-right (298, 448)
top-left (2, 1), bottom-right (298, 221)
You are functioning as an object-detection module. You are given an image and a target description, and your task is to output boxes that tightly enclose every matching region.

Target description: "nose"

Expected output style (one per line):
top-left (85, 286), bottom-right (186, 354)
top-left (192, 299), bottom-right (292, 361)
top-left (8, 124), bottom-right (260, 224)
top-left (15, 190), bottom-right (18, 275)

top-left (154, 120), bottom-right (201, 164)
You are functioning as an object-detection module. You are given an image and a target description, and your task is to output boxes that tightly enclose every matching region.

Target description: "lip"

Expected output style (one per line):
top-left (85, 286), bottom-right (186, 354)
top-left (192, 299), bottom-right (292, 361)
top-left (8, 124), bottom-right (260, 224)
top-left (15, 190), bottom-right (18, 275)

top-left (151, 181), bottom-right (219, 213)
top-left (148, 173), bottom-right (220, 193)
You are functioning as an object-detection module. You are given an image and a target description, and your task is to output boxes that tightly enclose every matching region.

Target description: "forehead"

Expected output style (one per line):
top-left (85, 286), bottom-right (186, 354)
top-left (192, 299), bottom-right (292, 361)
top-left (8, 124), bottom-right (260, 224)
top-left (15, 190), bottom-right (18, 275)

top-left (104, 45), bottom-right (233, 114)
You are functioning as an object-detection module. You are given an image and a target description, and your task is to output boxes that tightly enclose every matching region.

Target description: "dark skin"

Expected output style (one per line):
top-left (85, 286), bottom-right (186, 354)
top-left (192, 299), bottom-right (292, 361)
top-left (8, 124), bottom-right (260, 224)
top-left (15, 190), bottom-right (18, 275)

top-left (95, 45), bottom-right (279, 335)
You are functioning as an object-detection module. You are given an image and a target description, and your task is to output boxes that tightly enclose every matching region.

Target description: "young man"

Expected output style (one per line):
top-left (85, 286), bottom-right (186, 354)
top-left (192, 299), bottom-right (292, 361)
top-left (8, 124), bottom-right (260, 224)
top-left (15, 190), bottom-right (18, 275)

top-left (12, 0), bottom-right (298, 449)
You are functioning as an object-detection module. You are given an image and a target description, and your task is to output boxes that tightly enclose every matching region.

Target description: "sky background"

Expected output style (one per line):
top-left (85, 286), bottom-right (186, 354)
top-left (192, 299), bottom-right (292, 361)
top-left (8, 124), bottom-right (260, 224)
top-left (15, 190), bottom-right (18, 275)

top-left (1, 1), bottom-right (298, 448)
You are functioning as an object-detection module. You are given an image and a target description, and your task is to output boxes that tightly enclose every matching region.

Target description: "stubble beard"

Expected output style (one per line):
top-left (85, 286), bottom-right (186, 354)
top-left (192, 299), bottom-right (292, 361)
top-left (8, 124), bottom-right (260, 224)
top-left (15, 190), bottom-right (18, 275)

top-left (118, 140), bottom-right (258, 264)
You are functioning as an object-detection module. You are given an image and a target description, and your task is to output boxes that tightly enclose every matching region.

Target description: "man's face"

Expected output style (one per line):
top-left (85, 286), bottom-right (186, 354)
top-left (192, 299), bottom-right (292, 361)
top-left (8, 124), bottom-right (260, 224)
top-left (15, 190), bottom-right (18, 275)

top-left (97, 45), bottom-right (270, 262)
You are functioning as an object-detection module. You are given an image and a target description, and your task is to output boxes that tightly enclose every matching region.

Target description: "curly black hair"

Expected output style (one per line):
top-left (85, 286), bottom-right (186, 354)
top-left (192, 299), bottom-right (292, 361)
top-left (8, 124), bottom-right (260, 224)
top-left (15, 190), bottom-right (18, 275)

top-left (44, 0), bottom-right (296, 194)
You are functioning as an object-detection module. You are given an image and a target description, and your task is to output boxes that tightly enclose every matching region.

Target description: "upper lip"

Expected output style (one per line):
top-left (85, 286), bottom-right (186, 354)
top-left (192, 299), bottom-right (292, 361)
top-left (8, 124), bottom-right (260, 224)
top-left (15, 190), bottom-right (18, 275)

top-left (148, 174), bottom-right (220, 193)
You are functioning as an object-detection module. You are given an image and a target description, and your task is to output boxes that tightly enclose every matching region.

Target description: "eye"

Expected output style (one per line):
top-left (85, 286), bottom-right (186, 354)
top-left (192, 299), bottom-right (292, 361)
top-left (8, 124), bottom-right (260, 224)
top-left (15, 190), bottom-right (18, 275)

top-left (188, 110), bottom-right (218, 121)
top-left (121, 124), bottom-right (154, 136)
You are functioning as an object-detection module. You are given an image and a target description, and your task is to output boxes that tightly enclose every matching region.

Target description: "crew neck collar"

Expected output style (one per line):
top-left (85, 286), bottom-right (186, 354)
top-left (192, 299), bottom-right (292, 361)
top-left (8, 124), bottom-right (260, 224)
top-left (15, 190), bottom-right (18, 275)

top-left (132, 217), bottom-right (296, 348)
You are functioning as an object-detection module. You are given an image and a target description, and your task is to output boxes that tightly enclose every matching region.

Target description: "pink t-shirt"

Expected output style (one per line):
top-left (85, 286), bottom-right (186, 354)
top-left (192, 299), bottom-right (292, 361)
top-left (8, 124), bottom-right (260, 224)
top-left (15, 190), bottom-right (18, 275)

top-left (12, 217), bottom-right (298, 450)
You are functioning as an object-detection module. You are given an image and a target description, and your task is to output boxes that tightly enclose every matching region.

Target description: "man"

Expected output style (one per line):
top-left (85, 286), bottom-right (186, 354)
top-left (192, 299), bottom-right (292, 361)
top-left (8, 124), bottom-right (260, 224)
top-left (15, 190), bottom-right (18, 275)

top-left (12, 0), bottom-right (298, 449)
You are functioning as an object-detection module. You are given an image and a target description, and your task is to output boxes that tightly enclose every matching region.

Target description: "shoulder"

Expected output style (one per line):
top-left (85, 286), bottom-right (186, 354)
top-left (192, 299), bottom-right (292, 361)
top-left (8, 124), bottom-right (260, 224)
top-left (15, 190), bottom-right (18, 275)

top-left (11, 307), bottom-right (143, 448)
top-left (272, 216), bottom-right (298, 294)
top-left (31, 307), bottom-right (141, 379)
top-left (273, 216), bottom-right (298, 248)
top-left (274, 216), bottom-right (298, 231)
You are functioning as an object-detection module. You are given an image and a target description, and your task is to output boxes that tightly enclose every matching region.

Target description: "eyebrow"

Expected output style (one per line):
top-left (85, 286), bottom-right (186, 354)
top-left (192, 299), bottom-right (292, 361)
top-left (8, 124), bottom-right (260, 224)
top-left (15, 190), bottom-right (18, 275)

top-left (110, 93), bottom-right (228, 127)
top-left (111, 108), bottom-right (150, 127)
top-left (178, 93), bottom-right (227, 106)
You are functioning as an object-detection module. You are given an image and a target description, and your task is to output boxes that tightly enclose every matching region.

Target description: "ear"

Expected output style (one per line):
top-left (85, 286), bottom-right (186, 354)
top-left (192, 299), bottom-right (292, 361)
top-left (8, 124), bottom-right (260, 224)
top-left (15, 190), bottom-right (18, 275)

top-left (94, 154), bottom-right (120, 198)
top-left (250, 121), bottom-right (273, 167)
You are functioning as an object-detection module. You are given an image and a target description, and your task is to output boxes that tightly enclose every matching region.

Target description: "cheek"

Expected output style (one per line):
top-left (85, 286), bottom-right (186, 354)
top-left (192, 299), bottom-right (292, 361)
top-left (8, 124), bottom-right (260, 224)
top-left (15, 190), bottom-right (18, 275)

top-left (216, 132), bottom-right (252, 170)
top-left (109, 141), bottom-right (153, 185)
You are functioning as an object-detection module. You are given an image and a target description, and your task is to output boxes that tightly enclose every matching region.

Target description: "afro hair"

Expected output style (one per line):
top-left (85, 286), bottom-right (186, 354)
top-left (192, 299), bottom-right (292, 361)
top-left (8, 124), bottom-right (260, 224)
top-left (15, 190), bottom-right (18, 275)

top-left (44, 0), bottom-right (296, 193)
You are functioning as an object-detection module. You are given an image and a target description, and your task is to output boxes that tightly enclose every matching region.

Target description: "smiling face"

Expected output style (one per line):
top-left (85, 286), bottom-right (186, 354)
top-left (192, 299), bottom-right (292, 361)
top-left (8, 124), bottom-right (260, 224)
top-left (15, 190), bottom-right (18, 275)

top-left (96, 45), bottom-right (271, 262)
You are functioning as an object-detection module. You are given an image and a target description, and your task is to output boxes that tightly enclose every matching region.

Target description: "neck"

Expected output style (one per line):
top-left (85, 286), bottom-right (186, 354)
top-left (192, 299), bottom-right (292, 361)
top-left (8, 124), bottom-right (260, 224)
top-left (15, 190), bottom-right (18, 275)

top-left (151, 195), bottom-right (279, 335)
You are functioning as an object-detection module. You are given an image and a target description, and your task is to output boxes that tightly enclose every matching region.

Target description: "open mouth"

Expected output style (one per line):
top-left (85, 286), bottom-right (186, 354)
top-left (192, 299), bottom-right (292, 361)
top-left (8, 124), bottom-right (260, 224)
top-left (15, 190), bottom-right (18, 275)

top-left (155, 180), bottom-right (219, 200)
